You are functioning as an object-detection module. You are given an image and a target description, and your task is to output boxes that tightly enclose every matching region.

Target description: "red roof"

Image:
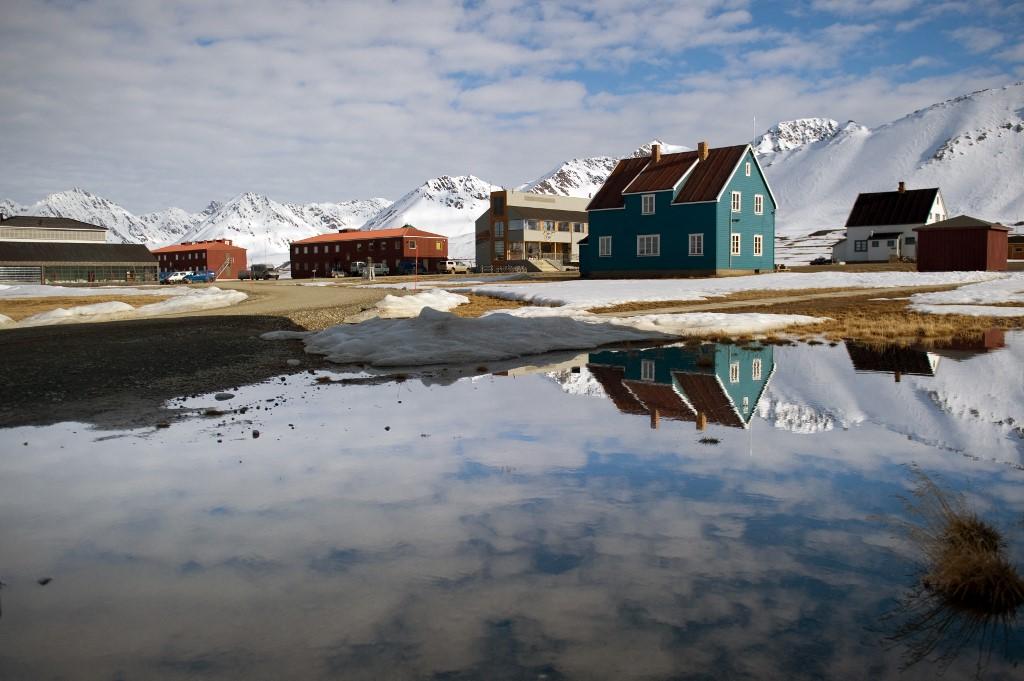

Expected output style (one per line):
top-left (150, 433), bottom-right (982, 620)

top-left (587, 156), bottom-right (651, 211)
top-left (151, 239), bottom-right (245, 253)
top-left (623, 152), bottom-right (698, 194)
top-left (673, 145), bottom-right (748, 204)
top-left (291, 227), bottom-right (446, 245)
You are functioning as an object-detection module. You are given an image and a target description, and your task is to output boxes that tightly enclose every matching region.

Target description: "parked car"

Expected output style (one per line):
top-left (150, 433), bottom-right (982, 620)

top-left (185, 270), bottom-right (217, 283)
top-left (162, 271), bottom-right (191, 284)
top-left (397, 261), bottom-right (429, 276)
top-left (437, 260), bottom-right (469, 274)
top-left (239, 264), bottom-right (280, 280)
top-left (349, 261), bottom-right (389, 276)
top-left (809, 256), bottom-right (833, 266)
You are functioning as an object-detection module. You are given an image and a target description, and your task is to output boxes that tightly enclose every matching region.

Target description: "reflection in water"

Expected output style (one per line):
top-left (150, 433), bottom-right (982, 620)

top-left (0, 337), bottom-right (1022, 679)
top-left (587, 343), bottom-right (774, 430)
top-left (883, 467), bottom-right (1024, 677)
top-left (846, 330), bottom-right (1005, 383)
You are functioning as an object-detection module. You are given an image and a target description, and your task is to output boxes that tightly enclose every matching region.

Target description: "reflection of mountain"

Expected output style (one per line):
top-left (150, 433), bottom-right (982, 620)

top-left (586, 343), bottom-right (775, 430)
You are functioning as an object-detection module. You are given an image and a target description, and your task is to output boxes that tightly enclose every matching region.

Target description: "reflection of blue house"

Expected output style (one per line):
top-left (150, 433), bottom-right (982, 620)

top-left (587, 343), bottom-right (775, 429)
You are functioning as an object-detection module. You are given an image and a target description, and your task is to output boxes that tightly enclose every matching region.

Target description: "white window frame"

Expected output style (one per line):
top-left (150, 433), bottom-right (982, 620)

top-left (641, 194), bottom-right (655, 215)
top-left (599, 235), bottom-right (612, 257)
top-left (752, 357), bottom-right (762, 381)
top-left (731, 191), bottom-right (741, 213)
top-left (745, 162), bottom-right (751, 177)
top-left (543, 220), bottom-right (554, 231)
top-left (688, 233), bottom-right (704, 256)
top-left (407, 240), bottom-right (417, 250)
top-left (730, 233), bottom-right (741, 256)
top-left (636, 234), bottom-right (660, 257)
top-left (729, 361), bottom-right (740, 383)
top-left (754, 194), bottom-right (764, 215)
top-left (641, 359), bottom-right (655, 382)
top-left (753, 234), bottom-right (763, 257)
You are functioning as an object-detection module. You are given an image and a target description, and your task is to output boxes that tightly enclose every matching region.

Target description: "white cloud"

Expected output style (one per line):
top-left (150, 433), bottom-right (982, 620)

top-left (949, 27), bottom-right (1006, 53)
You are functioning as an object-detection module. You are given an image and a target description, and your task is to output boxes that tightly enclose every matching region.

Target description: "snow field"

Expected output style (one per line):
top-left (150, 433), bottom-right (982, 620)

top-left (8, 287), bottom-right (247, 327)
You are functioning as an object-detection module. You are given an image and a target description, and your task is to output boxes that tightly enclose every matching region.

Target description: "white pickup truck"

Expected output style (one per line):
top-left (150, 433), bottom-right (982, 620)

top-left (437, 260), bottom-right (469, 274)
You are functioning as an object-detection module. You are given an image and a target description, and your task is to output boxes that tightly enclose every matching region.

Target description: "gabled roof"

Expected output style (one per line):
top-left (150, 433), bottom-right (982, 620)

top-left (1, 215), bottom-right (107, 231)
top-left (0, 242), bottom-right (156, 264)
top-left (845, 188), bottom-right (939, 227)
top-left (622, 152), bottom-right (698, 194)
top-left (869, 231), bottom-right (904, 239)
top-left (846, 343), bottom-right (936, 376)
top-left (151, 239), bottom-right (245, 253)
top-left (291, 226), bottom-right (446, 245)
top-left (587, 156), bottom-right (650, 211)
top-left (622, 380), bottom-right (697, 422)
top-left (586, 365), bottom-right (648, 415)
top-left (587, 144), bottom-right (769, 211)
top-left (673, 372), bottom-right (746, 428)
top-left (673, 145), bottom-right (749, 204)
top-left (913, 214), bottom-right (1009, 232)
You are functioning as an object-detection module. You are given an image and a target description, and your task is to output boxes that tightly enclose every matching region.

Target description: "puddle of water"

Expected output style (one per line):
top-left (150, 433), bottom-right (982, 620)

top-left (1, 334), bottom-right (1022, 680)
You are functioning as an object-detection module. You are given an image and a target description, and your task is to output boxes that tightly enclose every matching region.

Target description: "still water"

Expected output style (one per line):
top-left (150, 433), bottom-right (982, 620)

top-left (1, 334), bottom-right (1022, 680)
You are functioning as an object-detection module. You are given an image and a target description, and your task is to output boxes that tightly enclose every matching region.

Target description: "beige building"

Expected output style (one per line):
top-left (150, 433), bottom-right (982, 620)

top-left (475, 190), bottom-right (589, 270)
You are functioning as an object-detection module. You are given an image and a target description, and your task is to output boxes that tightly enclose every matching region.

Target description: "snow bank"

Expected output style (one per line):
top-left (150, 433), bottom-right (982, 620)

top-left (0, 284), bottom-right (188, 299)
top-left (375, 290), bottom-right (469, 318)
top-left (910, 304), bottom-right (1024, 317)
top-left (10, 288), bottom-right (247, 327)
top-left (263, 307), bottom-right (668, 366)
top-left (910, 273), bottom-right (1024, 305)
top-left (0, 313), bottom-right (14, 325)
top-left (467, 271), bottom-right (1006, 309)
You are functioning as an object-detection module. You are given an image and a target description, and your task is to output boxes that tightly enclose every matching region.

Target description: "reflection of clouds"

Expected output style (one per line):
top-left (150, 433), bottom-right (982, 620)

top-left (1, 356), bottom-right (1023, 679)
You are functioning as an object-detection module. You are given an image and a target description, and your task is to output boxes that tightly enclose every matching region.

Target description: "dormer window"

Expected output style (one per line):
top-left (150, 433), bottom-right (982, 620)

top-left (745, 162), bottom-right (751, 177)
top-left (641, 194), bottom-right (655, 215)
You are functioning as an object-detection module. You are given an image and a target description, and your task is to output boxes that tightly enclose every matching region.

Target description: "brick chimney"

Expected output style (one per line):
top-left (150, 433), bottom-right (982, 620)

top-left (651, 143), bottom-right (661, 164)
top-left (697, 141), bottom-right (709, 161)
top-left (898, 181), bottom-right (906, 193)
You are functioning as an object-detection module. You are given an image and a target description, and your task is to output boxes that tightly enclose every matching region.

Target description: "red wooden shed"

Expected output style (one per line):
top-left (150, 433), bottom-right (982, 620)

top-left (914, 215), bottom-right (1008, 272)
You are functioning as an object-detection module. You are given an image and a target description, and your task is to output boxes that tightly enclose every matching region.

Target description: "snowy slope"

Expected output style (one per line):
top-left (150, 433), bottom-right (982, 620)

top-left (758, 82), bottom-right (1024, 235)
top-left (519, 156), bottom-right (619, 198)
top-left (359, 175), bottom-right (500, 259)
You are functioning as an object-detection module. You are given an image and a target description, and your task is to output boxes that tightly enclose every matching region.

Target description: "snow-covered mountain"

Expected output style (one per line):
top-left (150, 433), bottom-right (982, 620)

top-left (359, 175), bottom-right (500, 259)
top-left (519, 157), bottom-right (619, 198)
top-left (759, 82), bottom-right (1024, 235)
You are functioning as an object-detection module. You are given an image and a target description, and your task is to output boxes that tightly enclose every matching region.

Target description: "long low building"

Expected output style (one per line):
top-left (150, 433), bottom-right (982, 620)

top-left (150, 239), bottom-right (248, 279)
top-left (290, 227), bottom-right (448, 278)
top-left (0, 216), bottom-right (158, 284)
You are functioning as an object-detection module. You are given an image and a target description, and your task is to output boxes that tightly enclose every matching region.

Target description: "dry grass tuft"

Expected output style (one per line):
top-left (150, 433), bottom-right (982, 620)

top-left (449, 294), bottom-right (529, 318)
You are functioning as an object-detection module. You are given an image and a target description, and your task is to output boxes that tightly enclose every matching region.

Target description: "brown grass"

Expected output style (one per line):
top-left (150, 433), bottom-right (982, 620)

top-left (449, 293), bottom-right (529, 318)
top-left (0, 295), bottom-right (175, 321)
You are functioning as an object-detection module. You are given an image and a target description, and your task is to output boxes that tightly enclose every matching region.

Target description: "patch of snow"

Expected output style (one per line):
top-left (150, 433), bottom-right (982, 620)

top-left (375, 290), bottom-right (470, 318)
top-left (11, 288), bottom-right (247, 327)
top-left (262, 307), bottom-right (668, 367)
top-left (467, 271), bottom-right (1006, 310)
top-left (910, 303), bottom-right (1024, 317)
top-left (910, 273), bottom-right (1024, 305)
top-left (0, 284), bottom-right (189, 299)
top-left (0, 313), bottom-right (15, 325)
top-left (20, 301), bottom-right (135, 324)
top-left (547, 365), bottom-right (607, 398)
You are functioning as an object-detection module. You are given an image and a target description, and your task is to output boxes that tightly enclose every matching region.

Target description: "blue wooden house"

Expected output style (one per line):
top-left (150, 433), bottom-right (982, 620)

top-left (581, 142), bottom-right (776, 277)
top-left (586, 342), bottom-right (775, 430)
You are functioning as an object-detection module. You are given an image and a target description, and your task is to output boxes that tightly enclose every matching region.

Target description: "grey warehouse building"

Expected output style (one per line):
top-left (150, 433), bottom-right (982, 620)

top-left (0, 216), bottom-right (158, 284)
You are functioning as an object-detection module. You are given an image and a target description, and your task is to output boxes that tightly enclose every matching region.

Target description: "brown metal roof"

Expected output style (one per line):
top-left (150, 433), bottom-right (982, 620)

top-left (672, 145), bottom-right (748, 204)
top-left (672, 372), bottom-right (745, 428)
top-left (845, 343), bottom-right (936, 376)
top-left (913, 214), bottom-right (1009, 232)
top-left (291, 227), bottom-right (446, 245)
top-left (0, 242), bottom-right (157, 264)
top-left (623, 380), bottom-right (696, 422)
top-left (586, 156), bottom-right (650, 210)
top-left (151, 239), bottom-right (246, 254)
top-left (845, 188), bottom-right (938, 227)
top-left (623, 152), bottom-right (698, 194)
top-left (1, 215), bottom-right (107, 231)
top-left (586, 365), bottom-right (648, 415)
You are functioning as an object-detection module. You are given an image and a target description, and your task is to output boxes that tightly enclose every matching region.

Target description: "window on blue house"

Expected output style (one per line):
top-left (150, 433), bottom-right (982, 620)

top-left (754, 234), bottom-right (763, 256)
top-left (745, 162), bottom-right (751, 177)
top-left (641, 359), bottom-right (655, 382)
top-left (731, 233), bottom-right (741, 256)
top-left (637, 234), bottom-right (660, 257)
top-left (641, 194), bottom-right (655, 215)
top-left (731, 191), bottom-right (741, 213)
top-left (729, 362), bottom-right (740, 383)
top-left (752, 358), bottom-right (762, 381)
top-left (754, 194), bottom-right (764, 215)
top-left (689, 233), bottom-right (704, 256)
top-left (599, 236), bottom-right (612, 257)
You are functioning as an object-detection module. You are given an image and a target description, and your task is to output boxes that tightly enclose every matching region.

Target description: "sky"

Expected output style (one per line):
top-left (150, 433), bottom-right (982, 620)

top-left (0, 0), bottom-right (1022, 213)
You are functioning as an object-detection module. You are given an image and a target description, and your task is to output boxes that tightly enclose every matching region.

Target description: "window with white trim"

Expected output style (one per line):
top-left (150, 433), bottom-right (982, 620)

top-left (407, 240), bottom-right (416, 250)
top-left (752, 357), bottom-right (762, 381)
top-left (543, 220), bottom-right (554, 231)
top-left (731, 191), bottom-right (741, 213)
top-left (745, 162), bottom-right (751, 177)
top-left (730, 233), bottom-right (741, 256)
top-left (753, 234), bottom-right (763, 257)
top-left (641, 359), bottom-right (655, 382)
top-left (637, 234), bottom-right (660, 257)
top-left (754, 194), bottom-right (764, 215)
top-left (729, 361), bottom-right (740, 383)
top-left (526, 219), bottom-right (538, 230)
top-left (689, 233), bottom-right (704, 256)
top-left (599, 235), bottom-right (612, 257)
top-left (742, 396), bottom-right (749, 413)
top-left (573, 222), bottom-right (584, 233)
top-left (641, 194), bottom-right (655, 215)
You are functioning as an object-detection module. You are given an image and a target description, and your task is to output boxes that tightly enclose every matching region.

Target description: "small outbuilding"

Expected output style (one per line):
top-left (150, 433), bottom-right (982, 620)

top-left (1008, 234), bottom-right (1024, 261)
top-left (914, 215), bottom-right (1008, 272)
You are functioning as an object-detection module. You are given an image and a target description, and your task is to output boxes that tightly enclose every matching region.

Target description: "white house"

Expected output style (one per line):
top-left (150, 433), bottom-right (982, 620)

top-left (832, 183), bottom-right (946, 263)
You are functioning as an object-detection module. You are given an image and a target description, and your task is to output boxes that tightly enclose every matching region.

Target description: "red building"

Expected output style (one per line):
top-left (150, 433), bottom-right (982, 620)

top-left (290, 227), bottom-right (448, 278)
top-left (914, 215), bottom-right (1008, 272)
top-left (150, 239), bottom-right (248, 279)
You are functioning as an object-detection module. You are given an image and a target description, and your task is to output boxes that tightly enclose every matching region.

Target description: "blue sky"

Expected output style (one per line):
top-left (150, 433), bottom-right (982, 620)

top-left (0, 0), bottom-right (1021, 212)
